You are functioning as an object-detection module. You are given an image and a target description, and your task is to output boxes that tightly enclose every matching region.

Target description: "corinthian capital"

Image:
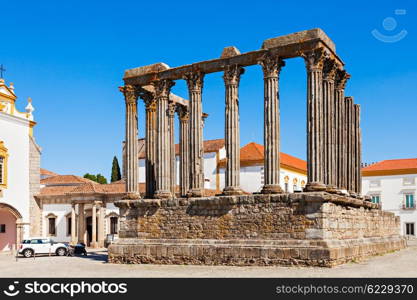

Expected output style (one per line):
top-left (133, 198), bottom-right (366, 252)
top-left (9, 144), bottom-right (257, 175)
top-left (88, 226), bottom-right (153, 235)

top-left (176, 105), bottom-right (189, 122)
top-left (167, 101), bottom-right (176, 117)
top-left (302, 48), bottom-right (326, 72)
top-left (119, 85), bottom-right (138, 104)
top-left (223, 64), bottom-right (244, 85)
top-left (258, 53), bottom-right (285, 78)
top-left (152, 79), bottom-right (175, 98)
top-left (335, 69), bottom-right (351, 90)
top-left (183, 71), bottom-right (204, 91)
top-left (323, 58), bottom-right (338, 81)
top-left (137, 87), bottom-right (156, 111)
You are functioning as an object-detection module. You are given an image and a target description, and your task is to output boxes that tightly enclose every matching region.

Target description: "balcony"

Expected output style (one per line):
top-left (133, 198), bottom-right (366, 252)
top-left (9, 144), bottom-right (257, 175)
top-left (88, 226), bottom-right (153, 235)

top-left (402, 204), bottom-right (416, 210)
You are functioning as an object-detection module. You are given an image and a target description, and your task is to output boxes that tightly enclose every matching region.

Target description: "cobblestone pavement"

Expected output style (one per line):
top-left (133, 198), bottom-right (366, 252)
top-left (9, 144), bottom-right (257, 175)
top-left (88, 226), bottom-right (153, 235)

top-left (0, 242), bottom-right (416, 278)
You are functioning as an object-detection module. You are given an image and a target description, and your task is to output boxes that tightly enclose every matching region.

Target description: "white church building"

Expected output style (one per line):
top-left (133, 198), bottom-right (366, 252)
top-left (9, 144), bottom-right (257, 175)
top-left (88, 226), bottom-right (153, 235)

top-left (0, 78), bottom-right (41, 251)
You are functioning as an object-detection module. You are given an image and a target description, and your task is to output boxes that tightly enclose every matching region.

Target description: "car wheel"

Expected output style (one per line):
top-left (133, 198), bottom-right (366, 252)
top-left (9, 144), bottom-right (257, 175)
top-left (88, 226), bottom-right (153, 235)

top-left (56, 248), bottom-right (67, 256)
top-left (23, 249), bottom-right (33, 258)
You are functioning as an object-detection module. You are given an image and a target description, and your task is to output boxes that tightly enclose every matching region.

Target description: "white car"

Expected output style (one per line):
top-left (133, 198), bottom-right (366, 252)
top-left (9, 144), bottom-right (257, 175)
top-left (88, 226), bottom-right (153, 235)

top-left (19, 237), bottom-right (68, 258)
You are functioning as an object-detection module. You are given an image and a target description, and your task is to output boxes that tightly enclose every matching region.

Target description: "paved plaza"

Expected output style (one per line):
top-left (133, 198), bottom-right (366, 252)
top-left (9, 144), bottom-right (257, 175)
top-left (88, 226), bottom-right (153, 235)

top-left (0, 242), bottom-right (416, 278)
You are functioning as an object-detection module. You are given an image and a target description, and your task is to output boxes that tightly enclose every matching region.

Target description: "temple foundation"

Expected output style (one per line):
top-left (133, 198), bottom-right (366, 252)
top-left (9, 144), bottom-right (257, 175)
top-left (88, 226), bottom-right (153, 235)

top-left (109, 193), bottom-right (405, 267)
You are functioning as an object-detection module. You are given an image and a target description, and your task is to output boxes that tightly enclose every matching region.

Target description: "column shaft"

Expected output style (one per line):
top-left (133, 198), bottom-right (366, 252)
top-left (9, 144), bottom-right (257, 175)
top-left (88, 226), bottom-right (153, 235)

top-left (91, 203), bottom-right (97, 248)
top-left (71, 203), bottom-right (76, 244)
top-left (120, 85), bottom-right (140, 198)
top-left (154, 79), bottom-right (175, 199)
top-left (223, 65), bottom-right (244, 195)
top-left (184, 72), bottom-right (205, 197)
top-left (303, 49), bottom-right (327, 191)
top-left (97, 203), bottom-right (105, 248)
top-left (140, 89), bottom-right (157, 198)
top-left (335, 70), bottom-right (350, 192)
top-left (168, 102), bottom-right (176, 197)
top-left (78, 203), bottom-right (85, 244)
top-left (177, 106), bottom-right (190, 197)
top-left (258, 54), bottom-right (284, 194)
top-left (354, 104), bottom-right (362, 196)
top-left (345, 96), bottom-right (354, 195)
top-left (322, 58), bottom-right (337, 192)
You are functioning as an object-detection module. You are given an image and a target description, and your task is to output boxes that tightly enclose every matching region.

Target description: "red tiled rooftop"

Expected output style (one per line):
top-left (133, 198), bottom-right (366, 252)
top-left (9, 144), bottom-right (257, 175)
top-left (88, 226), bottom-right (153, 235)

top-left (40, 168), bottom-right (58, 177)
top-left (139, 139), bottom-right (225, 159)
top-left (218, 142), bottom-right (307, 174)
top-left (40, 175), bottom-right (98, 186)
top-left (362, 158), bottom-right (417, 176)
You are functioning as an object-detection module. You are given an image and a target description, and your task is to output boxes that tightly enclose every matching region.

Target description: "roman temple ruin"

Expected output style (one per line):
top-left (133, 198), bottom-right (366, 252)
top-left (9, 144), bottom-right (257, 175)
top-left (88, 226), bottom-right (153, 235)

top-left (109, 29), bottom-right (405, 267)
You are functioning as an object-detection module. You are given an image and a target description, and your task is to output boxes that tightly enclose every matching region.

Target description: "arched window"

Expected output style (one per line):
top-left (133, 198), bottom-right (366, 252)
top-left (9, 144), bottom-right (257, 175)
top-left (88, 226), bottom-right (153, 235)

top-left (0, 141), bottom-right (9, 188)
top-left (45, 213), bottom-right (57, 236)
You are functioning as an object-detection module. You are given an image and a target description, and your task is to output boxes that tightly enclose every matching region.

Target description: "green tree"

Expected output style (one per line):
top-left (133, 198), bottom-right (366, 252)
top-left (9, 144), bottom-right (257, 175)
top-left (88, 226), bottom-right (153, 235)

top-left (83, 173), bottom-right (108, 184)
top-left (83, 173), bottom-right (97, 182)
top-left (96, 174), bottom-right (108, 184)
top-left (111, 156), bottom-right (121, 182)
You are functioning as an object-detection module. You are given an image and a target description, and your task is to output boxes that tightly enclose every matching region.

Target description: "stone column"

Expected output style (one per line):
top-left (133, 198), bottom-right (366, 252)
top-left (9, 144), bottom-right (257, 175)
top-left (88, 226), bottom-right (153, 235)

top-left (345, 96), bottom-right (355, 196)
top-left (177, 105), bottom-right (190, 197)
top-left (322, 58), bottom-right (337, 193)
top-left (71, 203), bottom-right (77, 245)
top-left (223, 64), bottom-right (244, 195)
top-left (303, 48), bottom-right (327, 191)
top-left (139, 88), bottom-right (157, 198)
top-left (120, 85), bottom-right (140, 199)
top-left (258, 53), bottom-right (285, 194)
top-left (97, 202), bottom-right (105, 248)
top-left (184, 71), bottom-right (205, 197)
top-left (335, 70), bottom-right (350, 192)
top-left (91, 202), bottom-right (97, 248)
top-left (153, 79), bottom-right (175, 199)
top-left (168, 101), bottom-right (177, 197)
top-left (78, 203), bottom-right (85, 244)
top-left (354, 104), bottom-right (362, 196)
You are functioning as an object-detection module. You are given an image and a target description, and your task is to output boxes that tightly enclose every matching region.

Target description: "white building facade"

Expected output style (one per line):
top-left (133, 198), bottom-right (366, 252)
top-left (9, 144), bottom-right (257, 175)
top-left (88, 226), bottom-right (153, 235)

top-left (0, 78), bottom-right (41, 251)
top-left (362, 159), bottom-right (417, 238)
top-left (137, 140), bottom-right (307, 194)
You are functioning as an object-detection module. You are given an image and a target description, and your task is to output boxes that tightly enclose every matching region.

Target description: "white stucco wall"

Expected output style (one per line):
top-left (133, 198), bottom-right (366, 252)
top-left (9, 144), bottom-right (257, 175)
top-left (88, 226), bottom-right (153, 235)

top-left (362, 174), bottom-right (417, 237)
top-left (219, 164), bottom-right (307, 193)
top-left (138, 148), bottom-right (225, 191)
top-left (0, 112), bottom-right (31, 227)
top-left (42, 203), bottom-right (120, 243)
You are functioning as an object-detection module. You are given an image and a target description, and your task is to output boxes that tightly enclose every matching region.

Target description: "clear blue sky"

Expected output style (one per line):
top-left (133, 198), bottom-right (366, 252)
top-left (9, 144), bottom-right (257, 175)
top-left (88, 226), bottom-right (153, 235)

top-left (1, 0), bottom-right (416, 180)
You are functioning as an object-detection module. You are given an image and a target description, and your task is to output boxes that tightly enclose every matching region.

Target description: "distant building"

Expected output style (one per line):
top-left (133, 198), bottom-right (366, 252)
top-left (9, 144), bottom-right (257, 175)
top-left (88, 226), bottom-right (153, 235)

top-left (135, 138), bottom-right (307, 194)
top-left (218, 142), bottom-right (307, 193)
top-left (362, 158), bottom-right (417, 238)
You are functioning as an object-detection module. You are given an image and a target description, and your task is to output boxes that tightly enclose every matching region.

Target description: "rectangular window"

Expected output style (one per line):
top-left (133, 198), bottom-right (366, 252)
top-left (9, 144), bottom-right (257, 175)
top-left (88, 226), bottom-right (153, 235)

top-left (110, 217), bottom-right (118, 234)
top-left (0, 157), bottom-right (3, 185)
top-left (284, 183), bottom-right (288, 193)
top-left (67, 217), bottom-right (71, 236)
top-left (369, 180), bottom-right (381, 188)
top-left (0, 224), bottom-right (5, 233)
top-left (403, 177), bottom-right (415, 186)
top-left (48, 218), bottom-right (56, 236)
top-left (406, 223), bottom-right (415, 236)
top-left (371, 195), bottom-right (380, 204)
top-left (405, 194), bottom-right (415, 209)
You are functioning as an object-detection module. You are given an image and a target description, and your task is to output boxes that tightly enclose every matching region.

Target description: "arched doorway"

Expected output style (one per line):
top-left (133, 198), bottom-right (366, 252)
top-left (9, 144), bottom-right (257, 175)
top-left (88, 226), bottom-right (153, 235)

top-left (0, 203), bottom-right (22, 251)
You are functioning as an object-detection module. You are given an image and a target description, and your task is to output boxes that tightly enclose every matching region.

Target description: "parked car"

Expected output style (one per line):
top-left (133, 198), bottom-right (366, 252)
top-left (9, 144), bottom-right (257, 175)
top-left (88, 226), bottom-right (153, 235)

top-left (67, 243), bottom-right (87, 256)
top-left (19, 237), bottom-right (68, 258)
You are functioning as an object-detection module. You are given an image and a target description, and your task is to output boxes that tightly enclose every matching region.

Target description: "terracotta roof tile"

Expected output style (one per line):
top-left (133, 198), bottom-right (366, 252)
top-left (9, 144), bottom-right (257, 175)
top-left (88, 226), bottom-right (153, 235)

top-left (40, 168), bottom-right (58, 176)
top-left (139, 139), bottom-right (225, 159)
top-left (218, 142), bottom-right (307, 173)
top-left (39, 185), bottom-right (79, 196)
top-left (40, 175), bottom-right (98, 185)
top-left (362, 158), bottom-right (417, 176)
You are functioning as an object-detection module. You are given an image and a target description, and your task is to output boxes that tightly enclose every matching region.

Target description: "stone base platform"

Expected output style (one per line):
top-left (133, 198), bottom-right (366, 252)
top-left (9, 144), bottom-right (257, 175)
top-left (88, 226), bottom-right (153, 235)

top-left (108, 192), bottom-right (406, 267)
